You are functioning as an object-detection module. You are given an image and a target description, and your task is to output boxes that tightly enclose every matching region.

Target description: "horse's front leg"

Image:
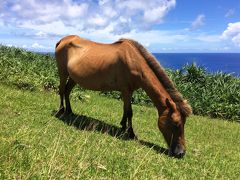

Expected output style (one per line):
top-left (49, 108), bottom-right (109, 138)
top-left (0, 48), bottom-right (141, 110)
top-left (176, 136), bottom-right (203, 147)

top-left (120, 111), bottom-right (127, 131)
top-left (120, 90), bottom-right (136, 139)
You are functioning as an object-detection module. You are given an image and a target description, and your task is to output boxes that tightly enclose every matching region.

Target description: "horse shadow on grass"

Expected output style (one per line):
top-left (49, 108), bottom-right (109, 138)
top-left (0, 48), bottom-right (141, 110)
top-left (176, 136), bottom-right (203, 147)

top-left (53, 111), bottom-right (169, 156)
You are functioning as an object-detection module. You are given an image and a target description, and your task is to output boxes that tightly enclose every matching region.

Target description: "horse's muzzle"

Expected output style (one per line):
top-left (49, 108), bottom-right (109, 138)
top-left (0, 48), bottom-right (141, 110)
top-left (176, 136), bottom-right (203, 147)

top-left (169, 144), bottom-right (186, 158)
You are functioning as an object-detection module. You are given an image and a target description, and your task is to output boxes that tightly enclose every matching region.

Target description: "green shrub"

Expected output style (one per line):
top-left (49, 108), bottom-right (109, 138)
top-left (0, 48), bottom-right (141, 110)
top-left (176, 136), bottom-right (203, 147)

top-left (0, 45), bottom-right (58, 90)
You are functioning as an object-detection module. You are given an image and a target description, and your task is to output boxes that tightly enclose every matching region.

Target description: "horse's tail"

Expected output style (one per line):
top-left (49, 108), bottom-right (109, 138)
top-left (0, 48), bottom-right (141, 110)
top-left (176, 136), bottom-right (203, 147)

top-left (120, 38), bottom-right (192, 117)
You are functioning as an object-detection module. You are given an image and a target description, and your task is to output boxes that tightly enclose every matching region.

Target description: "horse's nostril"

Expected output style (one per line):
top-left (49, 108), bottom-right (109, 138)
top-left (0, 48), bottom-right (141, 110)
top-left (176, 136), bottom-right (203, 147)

top-left (177, 151), bottom-right (185, 158)
top-left (172, 144), bottom-right (186, 158)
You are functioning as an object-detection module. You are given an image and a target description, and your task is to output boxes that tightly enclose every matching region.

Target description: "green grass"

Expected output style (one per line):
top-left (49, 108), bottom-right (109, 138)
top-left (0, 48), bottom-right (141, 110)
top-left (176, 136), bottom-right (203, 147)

top-left (1, 84), bottom-right (240, 179)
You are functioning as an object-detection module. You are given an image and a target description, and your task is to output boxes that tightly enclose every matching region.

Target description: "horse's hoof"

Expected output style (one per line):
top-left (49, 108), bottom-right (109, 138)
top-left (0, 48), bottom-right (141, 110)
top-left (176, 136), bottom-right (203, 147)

top-left (128, 133), bottom-right (138, 140)
top-left (62, 110), bottom-right (73, 117)
top-left (62, 112), bottom-right (71, 117)
top-left (133, 135), bottom-right (138, 140)
top-left (127, 128), bottom-right (137, 140)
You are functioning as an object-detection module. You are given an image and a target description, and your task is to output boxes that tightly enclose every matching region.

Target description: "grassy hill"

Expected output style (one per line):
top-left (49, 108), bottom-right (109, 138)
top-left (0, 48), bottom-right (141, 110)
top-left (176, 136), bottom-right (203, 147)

top-left (1, 45), bottom-right (240, 179)
top-left (1, 84), bottom-right (240, 179)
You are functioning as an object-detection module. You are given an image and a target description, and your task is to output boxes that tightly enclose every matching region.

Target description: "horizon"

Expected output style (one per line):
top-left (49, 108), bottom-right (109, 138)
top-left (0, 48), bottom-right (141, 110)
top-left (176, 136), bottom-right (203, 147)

top-left (6, 46), bottom-right (239, 54)
top-left (35, 51), bottom-right (240, 54)
top-left (5, 47), bottom-right (237, 54)
top-left (1, 0), bottom-right (240, 53)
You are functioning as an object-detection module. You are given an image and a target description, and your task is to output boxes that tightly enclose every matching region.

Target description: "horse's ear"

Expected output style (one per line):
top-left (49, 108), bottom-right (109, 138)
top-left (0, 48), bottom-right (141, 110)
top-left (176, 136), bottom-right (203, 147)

top-left (166, 98), bottom-right (175, 112)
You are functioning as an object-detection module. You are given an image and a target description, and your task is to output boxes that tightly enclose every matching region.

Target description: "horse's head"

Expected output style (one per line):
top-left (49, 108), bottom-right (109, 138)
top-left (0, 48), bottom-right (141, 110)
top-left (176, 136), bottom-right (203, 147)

top-left (158, 98), bottom-right (187, 158)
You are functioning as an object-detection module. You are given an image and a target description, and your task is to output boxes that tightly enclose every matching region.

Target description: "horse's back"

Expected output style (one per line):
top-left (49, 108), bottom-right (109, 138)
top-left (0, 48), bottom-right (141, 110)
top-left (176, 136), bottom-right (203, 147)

top-left (55, 35), bottom-right (142, 91)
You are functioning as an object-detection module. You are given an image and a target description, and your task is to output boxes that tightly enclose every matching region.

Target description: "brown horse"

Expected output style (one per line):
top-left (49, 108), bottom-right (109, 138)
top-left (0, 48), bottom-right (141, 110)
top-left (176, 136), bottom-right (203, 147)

top-left (55, 35), bottom-right (192, 158)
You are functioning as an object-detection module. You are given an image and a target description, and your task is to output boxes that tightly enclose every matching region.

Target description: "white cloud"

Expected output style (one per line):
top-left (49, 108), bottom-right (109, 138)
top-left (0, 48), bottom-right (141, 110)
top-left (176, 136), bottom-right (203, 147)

top-left (232, 33), bottom-right (240, 46)
top-left (0, 0), bottom-right (176, 35)
top-left (120, 29), bottom-right (187, 45)
top-left (225, 9), bottom-right (235, 18)
top-left (31, 42), bottom-right (52, 51)
top-left (194, 35), bottom-right (221, 42)
top-left (2, 0), bottom-right (230, 52)
top-left (35, 31), bottom-right (47, 38)
top-left (2, 41), bottom-right (54, 51)
top-left (20, 20), bottom-right (78, 37)
top-left (7, 0), bottom-right (89, 24)
top-left (191, 14), bottom-right (205, 29)
top-left (88, 14), bottom-right (108, 27)
top-left (144, 6), bottom-right (168, 23)
top-left (221, 22), bottom-right (240, 46)
top-left (31, 42), bottom-right (44, 49)
top-left (117, 0), bottom-right (176, 23)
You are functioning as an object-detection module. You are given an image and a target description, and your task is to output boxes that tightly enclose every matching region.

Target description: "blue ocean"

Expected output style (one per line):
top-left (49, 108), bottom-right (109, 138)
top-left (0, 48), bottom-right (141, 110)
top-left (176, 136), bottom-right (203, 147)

top-left (48, 52), bottom-right (240, 76)
top-left (153, 53), bottom-right (240, 76)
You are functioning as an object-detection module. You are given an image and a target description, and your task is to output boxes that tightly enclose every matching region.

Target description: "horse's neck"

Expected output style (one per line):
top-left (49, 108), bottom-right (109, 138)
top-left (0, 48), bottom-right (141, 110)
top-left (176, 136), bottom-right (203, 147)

top-left (140, 66), bottom-right (171, 114)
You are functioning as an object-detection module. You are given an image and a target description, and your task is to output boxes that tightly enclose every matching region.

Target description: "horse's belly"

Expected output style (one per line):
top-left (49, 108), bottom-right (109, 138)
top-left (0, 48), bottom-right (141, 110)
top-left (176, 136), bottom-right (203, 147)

top-left (68, 64), bottom-right (121, 91)
top-left (75, 75), bottom-right (120, 91)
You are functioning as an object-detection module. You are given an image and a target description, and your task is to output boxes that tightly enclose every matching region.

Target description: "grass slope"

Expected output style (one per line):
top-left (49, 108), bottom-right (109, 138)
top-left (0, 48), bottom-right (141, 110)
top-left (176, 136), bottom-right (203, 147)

top-left (0, 84), bottom-right (240, 179)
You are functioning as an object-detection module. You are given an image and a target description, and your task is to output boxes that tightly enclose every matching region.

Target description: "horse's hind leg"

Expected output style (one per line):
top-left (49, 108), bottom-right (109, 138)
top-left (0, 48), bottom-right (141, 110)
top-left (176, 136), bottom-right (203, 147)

top-left (120, 90), bottom-right (136, 139)
top-left (64, 77), bottom-right (76, 115)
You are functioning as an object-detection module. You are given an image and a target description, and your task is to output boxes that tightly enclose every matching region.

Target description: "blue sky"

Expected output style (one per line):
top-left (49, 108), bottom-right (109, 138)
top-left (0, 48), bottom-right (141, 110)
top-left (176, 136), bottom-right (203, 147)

top-left (0, 0), bottom-right (240, 52)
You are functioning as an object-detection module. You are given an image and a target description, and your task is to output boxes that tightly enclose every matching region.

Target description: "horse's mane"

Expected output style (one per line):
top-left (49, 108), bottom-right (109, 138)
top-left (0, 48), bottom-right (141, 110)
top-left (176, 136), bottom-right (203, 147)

top-left (119, 38), bottom-right (192, 117)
